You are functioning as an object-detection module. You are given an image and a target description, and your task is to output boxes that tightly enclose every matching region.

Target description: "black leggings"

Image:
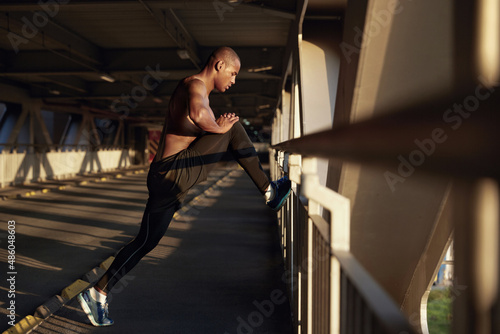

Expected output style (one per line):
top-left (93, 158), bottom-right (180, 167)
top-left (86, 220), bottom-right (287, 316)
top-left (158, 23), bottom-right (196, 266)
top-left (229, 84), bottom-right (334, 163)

top-left (95, 122), bottom-right (270, 294)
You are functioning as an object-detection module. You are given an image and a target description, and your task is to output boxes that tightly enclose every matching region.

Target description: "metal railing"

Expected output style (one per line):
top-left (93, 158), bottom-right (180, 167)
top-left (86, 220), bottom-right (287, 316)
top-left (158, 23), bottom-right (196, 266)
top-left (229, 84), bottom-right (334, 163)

top-left (270, 151), bottom-right (415, 334)
top-left (0, 143), bottom-right (130, 153)
top-left (270, 86), bottom-right (500, 333)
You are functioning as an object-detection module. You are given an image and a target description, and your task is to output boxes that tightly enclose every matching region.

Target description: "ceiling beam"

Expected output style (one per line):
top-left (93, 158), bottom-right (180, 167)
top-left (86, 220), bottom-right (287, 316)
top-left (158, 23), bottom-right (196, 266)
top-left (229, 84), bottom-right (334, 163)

top-left (0, 1), bottom-right (268, 11)
top-left (40, 75), bottom-right (88, 94)
top-left (137, 1), bottom-right (201, 69)
top-left (1, 11), bottom-right (102, 66)
top-left (0, 1), bottom-right (142, 10)
top-left (1, 47), bottom-right (283, 75)
top-left (276, 0), bottom-right (307, 111)
top-left (240, 3), bottom-right (295, 20)
top-left (34, 88), bottom-right (279, 100)
top-left (0, 70), bottom-right (281, 82)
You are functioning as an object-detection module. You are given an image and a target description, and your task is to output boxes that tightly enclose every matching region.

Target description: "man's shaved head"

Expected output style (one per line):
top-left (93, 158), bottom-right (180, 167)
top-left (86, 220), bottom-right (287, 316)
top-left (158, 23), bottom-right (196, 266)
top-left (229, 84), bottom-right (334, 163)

top-left (206, 46), bottom-right (240, 68)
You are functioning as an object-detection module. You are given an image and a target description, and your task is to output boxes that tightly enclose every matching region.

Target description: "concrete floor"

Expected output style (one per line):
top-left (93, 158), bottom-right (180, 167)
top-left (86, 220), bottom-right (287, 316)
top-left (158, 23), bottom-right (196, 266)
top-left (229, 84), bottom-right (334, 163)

top-left (0, 165), bottom-right (292, 334)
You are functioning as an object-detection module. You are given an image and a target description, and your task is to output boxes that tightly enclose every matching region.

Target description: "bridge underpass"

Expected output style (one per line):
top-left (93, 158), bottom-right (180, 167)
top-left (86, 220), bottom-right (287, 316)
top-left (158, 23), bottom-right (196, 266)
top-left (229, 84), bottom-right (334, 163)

top-left (1, 1), bottom-right (500, 334)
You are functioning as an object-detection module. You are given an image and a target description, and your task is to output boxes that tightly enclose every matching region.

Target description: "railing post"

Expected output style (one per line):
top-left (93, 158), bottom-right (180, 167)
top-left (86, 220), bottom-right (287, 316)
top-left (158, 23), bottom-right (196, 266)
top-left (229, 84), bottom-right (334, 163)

top-left (302, 157), bottom-right (319, 334)
top-left (0, 150), bottom-right (4, 188)
top-left (330, 185), bottom-right (350, 334)
top-left (288, 153), bottom-right (300, 322)
top-left (288, 154), bottom-right (301, 185)
top-left (302, 156), bottom-right (351, 334)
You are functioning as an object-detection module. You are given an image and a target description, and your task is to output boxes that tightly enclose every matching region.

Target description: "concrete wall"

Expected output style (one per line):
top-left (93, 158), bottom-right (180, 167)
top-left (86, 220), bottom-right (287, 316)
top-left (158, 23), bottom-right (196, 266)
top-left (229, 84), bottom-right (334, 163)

top-left (0, 149), bottom-right (135, 187)
top-left (329, 0), bottom-right (455, 331)
top-left (0, 80), bottom-right (148, 188)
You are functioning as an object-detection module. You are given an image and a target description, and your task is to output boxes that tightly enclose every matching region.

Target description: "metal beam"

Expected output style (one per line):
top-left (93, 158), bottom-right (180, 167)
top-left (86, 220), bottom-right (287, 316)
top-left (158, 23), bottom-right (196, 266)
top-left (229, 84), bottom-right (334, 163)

top-left (34, 86), bottom-right (278, 101)
top-left (137, 1), bottom-right (201, 69)
top-left (7, 108), bottom-right (29, 145)
top-left (0, 1), bottom-right (257, 11)
top-left (1, 47), bottom-right (283, 78)
top-left (0, 0), bottom-right (143, 11)
top-left (40, 75), bottom-right (88, 94)
top-left (276, 0), bottom-right (304, 111)
top-left (31, 107), bottom-right (54, 146)
top-left (113, 120), bottom-right (124, 146)
top-left (240, 3), bottom-right (295, 20)
top-left (0, 69), bottom-right (281, 81)
top-left (0, 11), bottom-right (102, 66)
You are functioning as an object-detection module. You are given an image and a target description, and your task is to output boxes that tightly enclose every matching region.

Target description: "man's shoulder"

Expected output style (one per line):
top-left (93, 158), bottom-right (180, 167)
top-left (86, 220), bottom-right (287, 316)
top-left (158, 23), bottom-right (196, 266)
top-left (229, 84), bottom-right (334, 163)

top-left (183, 77), bottom-right (207, 94)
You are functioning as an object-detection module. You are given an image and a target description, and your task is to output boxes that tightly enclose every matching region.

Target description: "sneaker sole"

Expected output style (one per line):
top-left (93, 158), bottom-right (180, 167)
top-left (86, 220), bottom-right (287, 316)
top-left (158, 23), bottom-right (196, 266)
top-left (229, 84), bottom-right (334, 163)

top-left (77, 292), bottom-right (100, 327)
top-left (272, 187), bottom-right (291, 211)
top-left (77, 292), bottom-right (113, 327)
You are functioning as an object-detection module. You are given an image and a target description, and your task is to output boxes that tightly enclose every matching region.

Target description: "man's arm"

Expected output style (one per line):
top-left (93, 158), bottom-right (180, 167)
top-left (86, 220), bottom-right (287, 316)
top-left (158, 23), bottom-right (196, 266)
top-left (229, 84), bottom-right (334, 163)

top-left (188, 80), bottom-right (238, 134)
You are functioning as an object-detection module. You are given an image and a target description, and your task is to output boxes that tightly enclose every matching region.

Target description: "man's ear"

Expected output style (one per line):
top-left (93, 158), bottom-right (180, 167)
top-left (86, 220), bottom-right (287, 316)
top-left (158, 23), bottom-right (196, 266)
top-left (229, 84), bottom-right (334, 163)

top-left (215, 60), bottom-right (225, 72)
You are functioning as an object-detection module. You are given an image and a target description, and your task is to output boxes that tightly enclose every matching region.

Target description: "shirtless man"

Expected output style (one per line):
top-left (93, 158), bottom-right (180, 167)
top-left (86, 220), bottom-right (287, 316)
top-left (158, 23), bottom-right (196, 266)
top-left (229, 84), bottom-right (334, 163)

top-left (77, 46), bottom-right (291, 326)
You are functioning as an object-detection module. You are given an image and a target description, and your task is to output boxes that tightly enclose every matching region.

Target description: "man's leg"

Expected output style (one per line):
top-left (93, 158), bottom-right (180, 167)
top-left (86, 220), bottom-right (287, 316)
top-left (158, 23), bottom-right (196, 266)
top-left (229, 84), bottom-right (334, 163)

top-left (190, 122), bottom-right (270, 194)
top-left (96, 205), bottom-right (176, 293)
top-left (190, 122), bottom-right (291, 210)
top-left (78, 204), bottom-right (176, 326)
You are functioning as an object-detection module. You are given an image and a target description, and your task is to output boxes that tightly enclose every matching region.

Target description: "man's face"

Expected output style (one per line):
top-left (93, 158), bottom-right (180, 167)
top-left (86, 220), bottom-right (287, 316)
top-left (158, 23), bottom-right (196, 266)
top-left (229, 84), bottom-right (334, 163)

top-left (215, 59), bottom-right (240, 93)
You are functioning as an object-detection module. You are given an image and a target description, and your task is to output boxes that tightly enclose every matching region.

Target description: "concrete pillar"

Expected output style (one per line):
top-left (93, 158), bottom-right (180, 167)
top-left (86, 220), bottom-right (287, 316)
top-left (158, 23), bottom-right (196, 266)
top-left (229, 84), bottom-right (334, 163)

top-left (299, 19), bottom-right (342, 187)
top-left (330, 0), bottom-right (456, 332)
top-left (453, 179), bottom-right (499, 334)
top-left (281, 90), bottom-right (291, 143)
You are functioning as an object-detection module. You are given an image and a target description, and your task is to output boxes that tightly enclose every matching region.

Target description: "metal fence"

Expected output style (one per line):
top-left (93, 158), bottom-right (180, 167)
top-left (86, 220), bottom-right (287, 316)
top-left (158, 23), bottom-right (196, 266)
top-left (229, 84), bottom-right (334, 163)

top-left (270, 151), bottom-right (415, 334)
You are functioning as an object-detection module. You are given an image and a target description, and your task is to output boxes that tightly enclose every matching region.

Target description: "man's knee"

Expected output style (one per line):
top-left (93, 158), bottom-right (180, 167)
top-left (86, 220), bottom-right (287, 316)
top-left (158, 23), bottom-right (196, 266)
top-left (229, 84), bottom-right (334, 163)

top-left (232, 121), bottom-right (245, 133)
top-left (231, 121), bottom-right (250, 141)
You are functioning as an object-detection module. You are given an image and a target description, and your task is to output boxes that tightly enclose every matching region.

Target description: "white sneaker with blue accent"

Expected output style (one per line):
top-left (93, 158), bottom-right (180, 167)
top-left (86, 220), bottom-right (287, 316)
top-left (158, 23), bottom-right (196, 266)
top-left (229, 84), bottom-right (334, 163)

top-left (77, 289), bottom-right (114, 326)
top-left (266, 176), bottom-right (292, 211)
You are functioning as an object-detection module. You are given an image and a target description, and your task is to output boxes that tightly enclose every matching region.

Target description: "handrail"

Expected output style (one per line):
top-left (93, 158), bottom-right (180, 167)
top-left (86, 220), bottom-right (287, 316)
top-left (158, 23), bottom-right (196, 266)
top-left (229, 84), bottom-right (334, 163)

top-left (273, 93), bottom-right (500, 180)
top-left (272, 151), bottom-right (416, 333)
top-left (334, 249), bottom-right (415, 334)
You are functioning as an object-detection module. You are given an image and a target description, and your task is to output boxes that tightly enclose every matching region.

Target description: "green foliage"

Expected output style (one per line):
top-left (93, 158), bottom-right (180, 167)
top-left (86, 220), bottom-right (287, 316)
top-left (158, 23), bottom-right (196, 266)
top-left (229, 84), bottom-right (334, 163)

top-left (427, 288), bottom-right (452, 334)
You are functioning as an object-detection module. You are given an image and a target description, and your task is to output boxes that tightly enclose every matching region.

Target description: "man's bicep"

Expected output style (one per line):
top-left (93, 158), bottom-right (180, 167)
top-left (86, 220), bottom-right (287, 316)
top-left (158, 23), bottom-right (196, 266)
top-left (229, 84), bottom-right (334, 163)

top-left (188, 85), bottom-right (211, 121)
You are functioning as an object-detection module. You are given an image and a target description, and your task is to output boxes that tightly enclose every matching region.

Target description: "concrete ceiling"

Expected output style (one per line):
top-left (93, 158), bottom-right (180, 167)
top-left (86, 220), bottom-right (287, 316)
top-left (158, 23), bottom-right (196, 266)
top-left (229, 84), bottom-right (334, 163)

top-left (0, 0), bottom-right (345, 131)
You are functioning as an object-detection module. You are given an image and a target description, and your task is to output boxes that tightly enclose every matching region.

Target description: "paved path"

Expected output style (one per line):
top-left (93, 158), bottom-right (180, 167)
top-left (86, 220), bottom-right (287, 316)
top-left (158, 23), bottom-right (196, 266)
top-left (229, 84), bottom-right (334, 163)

top-left (0, 165), bottom-right (292, 334)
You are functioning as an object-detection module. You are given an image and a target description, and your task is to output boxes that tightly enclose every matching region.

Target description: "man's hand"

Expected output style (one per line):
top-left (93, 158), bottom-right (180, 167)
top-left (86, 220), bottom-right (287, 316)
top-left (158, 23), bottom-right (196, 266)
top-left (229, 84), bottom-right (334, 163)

top-left (216, 113), bottom-right (239, 133)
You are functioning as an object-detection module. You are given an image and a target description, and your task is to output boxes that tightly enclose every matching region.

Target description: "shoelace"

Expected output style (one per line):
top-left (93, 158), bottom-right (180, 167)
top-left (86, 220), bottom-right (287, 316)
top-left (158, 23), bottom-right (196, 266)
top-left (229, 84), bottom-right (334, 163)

top-left (276, 177), bottom-right (288, 188)
top-left (102, 303), bottom-right (110, 317)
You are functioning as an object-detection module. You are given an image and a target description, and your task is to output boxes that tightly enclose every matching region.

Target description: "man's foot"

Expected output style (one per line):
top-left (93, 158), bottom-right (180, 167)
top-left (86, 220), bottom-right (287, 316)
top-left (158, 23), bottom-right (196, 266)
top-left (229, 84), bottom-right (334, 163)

top-left (77, 289), bottom-right (114, 326)
top-left (266, 176), bottom-right (292, 211)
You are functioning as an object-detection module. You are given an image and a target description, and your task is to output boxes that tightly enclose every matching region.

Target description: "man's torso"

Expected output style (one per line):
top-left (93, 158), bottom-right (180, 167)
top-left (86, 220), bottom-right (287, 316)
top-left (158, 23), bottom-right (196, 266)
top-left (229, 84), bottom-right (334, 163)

top-left (161, 77), bottom-right (212, 158)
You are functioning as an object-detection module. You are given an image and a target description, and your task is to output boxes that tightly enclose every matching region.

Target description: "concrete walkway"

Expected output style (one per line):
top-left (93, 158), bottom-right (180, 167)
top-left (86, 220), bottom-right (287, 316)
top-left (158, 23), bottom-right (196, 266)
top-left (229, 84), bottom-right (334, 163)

top-left (0, 164), bottom-right (292, 334)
